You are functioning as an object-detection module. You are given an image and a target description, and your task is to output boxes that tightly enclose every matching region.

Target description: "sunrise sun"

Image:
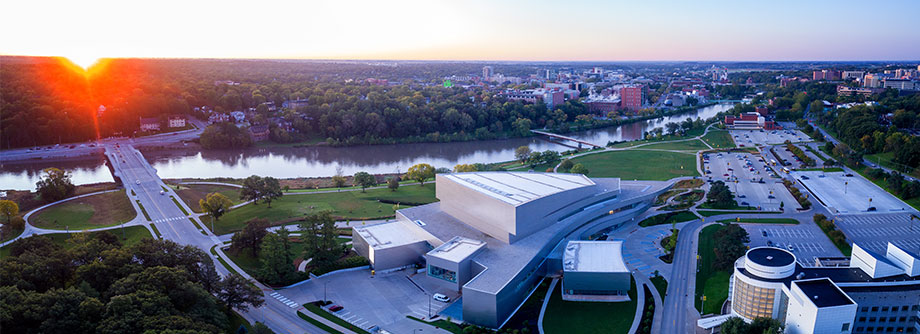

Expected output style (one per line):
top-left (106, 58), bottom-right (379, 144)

top-left (66, 55), bottom-right (100, 70)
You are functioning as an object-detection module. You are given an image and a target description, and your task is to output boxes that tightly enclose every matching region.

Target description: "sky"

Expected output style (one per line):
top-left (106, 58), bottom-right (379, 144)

top-left (3, 0), bottom-right (919, 66)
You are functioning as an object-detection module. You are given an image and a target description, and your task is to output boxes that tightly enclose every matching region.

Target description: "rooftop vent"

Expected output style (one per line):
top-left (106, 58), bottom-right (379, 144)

top-left (766, 256), bottom-right (774, 261)
top-left (796, 272), bottom-right (806, 279)
top-left (415, 220), bottom-right (426, 227)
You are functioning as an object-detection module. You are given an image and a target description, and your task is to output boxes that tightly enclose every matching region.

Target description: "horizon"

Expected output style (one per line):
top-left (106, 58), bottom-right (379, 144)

top-left (3, 0), bottom-right (919, 67)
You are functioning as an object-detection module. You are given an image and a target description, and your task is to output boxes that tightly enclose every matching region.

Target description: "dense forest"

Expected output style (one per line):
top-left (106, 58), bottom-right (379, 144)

top-left (0, 233), bottom-right (264, 333)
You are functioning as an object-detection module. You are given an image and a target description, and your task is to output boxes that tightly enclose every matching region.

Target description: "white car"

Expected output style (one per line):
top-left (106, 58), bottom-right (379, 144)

top-left (136, 180), bottom-right (141, 185)
top-left (159, 190), bottom-right (165, 195)
top-left (432, 293), bottom-right (450, 302)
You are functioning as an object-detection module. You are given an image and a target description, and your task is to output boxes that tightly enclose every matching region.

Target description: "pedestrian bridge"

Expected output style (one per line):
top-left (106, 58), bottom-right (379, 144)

top-left (530, 130), bottom-right (604, 149)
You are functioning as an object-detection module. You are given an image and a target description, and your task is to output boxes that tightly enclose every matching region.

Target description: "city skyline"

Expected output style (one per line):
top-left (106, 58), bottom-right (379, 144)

top-left (3, 0), bottom-right (920, 68)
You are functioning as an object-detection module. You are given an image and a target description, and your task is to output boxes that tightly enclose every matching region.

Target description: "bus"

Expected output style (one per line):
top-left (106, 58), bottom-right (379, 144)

top-left (782, 167), bottom-right (790, 174)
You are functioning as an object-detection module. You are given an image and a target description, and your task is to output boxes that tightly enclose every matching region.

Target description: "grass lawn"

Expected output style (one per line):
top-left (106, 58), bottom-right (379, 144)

top-left (299, 311), bottom-right (342, 334)
top-left (697, 210), bottom-right (781, 217)
top-left (865, 152), bottom-right (920, 179)
top-left (226, 310), bottom-right (252, 334)
top-left (406, 316), bottom-right (464, 334)
top-left (717, 218), bottom-right (799, 225)
top-left (641, 139), bottom-right (709, 151)
top-left (303, 303), bottom-right (370, 334)
top-left (639, 211), bottom-right (698, 227)
top-left (30, 190), bottom-right (137, 230)
top-left (225, 237), bottom-right (350, 280)
top-left (695, 224), bottom-right (730, 315)
top-left (543, 278), bottom-right (637, 334)
top-left (175, 184), bottom-right (242, 213)
top-left (1, 225), bottom-right (152, 258)
top-left (571, 150), bottom-right (698, 181)
top-left (213, 185), bottom-right (437, 235)
top-left (701, 130), bottom-right (735, 149)
top-left (0, 225), bottom-right (25, 243)
top-left (697, 202), bottom-right (756, 210)
top-left (650, 275), bottom-right (668, 303)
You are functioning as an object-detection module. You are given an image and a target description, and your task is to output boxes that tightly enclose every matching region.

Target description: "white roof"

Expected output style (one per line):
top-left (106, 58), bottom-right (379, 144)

top-left (355, 220), bottom-right (427, 250)
top-left (443, 172), bottom-right (595, 206)
top-left (563, 240), bottom-right (628, 273)
top-left (427, 236), bottom-right (486, 263)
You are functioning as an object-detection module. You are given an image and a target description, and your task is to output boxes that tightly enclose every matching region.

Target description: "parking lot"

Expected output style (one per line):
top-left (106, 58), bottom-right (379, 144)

top-left (282, 269), bottom-right (456, 333)
top-left (833, 213), bottom-right (920, 255)
top-left (742, 221), bottom-right (842, 265)
top-left (730, 129), bottom-right (811, 146)
top-left (703, 152), bottom-right (798, 211)
top-left (792, 171), bottom-right (914, 214)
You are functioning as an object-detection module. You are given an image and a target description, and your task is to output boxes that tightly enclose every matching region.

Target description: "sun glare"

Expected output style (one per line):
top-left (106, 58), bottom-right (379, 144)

top-left (66, 55), bottom-right (100, 70)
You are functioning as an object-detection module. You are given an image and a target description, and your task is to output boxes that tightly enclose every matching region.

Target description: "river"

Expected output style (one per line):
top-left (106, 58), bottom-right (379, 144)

top-left (0, 103), bottom-right (732, 190)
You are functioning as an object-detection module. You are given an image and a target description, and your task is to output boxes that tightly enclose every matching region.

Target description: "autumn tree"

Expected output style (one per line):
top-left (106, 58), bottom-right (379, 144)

top-left (0, 200), bottom-right (19, 225)
top-left (408, 163), bottom-right (435, 186)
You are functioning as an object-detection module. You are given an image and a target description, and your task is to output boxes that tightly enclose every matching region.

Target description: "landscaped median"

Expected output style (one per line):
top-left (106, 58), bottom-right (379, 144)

top-left (695, 223), bottom-right (748, 315)
top-left (697, 210), bottom-right (781, 217)
top-left (29, 190), bottom-right (137, 230)
top-left (716, 218), bottom-right (799, 225)
top-left (638, 211), bottom-right (698, 227)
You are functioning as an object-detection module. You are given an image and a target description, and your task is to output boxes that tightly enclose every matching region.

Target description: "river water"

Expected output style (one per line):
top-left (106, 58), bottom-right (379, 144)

top-left (0, 103), bottom-right (732, 190)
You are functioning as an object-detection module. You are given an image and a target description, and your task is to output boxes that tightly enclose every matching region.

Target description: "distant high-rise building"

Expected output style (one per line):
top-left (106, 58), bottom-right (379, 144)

top-left (863, 73), bottom-right (882, 88)
top-left (841, 71), bottom-right (864, 80)
top-left (813, 70), bottom-right (841, 81)
top-left (482, 66), bottom-right (493, 81)
top-left (620, 85), bottom-right (644, 111)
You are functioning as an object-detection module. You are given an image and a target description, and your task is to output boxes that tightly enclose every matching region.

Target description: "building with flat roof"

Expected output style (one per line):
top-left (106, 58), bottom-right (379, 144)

top-left (725, 244), bottom-right (920, 334)
top-left (561, 240), bottom-right (630, 300)
top-left (352, 172), bottom-right (669, 328)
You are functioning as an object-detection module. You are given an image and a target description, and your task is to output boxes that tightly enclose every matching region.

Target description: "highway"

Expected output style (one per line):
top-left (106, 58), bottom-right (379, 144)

top-left (105, 143), bottom-right (329, 334)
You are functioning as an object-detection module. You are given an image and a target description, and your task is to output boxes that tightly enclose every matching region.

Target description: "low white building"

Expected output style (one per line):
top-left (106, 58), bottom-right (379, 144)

top-left (561, 240), bottom-right (630, 300)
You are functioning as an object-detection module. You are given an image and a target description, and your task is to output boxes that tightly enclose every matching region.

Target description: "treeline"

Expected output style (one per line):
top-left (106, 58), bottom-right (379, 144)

top-left (818, 94), bottom-right (920, 170)
top-left (0, 234), bottom-right (264, 333)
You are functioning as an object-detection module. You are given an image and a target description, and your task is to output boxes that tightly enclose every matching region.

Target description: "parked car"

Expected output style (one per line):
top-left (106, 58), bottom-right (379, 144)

top-left (136, 180), bottom-right (141, 185)
top-left (845, 174), bottom-right (854, 177)
top-left (433, 293), bottom-right (450, 302)
top-left (787, 245), bottom-right (795, 251)
top-left (328, 305), bottom-right (344, 312)
top-left (739, 194), bottom-right (747, 198)
top-left (762, 231), bottom-right (767, 237)
top-left (741, 201), bottom-right (749, 206)
top-left (867, 207), bottom-right (877, 212)
top-left (767, 240), bottom-right (774, 246)
top-left (801, 176), bottom-right (810, 180)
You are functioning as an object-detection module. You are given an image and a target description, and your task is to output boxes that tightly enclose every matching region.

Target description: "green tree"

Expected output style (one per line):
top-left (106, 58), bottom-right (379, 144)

top-left (559, 159), bottom-right (574, 171)
top-left (300, 212), bottom-right (342, 273)
top-left (712, 223), bottom-right (750, 271)
top-left (514, 146), bottom-right (532, 164)
top-left (705, 181), bottom-right (735, 209)
top-left (352, 172), bottom-right (376, 192)
top-left (407, 163), bottom-right (435, 186)
top-left (251, 322), bottom-right (275, 334)
top-left (230, 218), bottom-right (269, 257)
top-left (216, 273), bottom-right (264, 311)
top-left (387, 176), bottom-right (400, 191)
top-left (36, 167), bottom-right (75, 202)
top-left (200, 192), bottom-right (233, 221)
top-left (512, 118), bottom-right (533, 137)
top-left (258, 231), bottom-right (299, 285)
top-left (453, 164), bottom-right (477, 172)
top-left (240, 175), bottom-right (264, 204)
top-left (261, 177), bottom-right (283, 208)
top-left (0, 200), bottom-right (19, 225)
top-left (569, 163), bottom-right (589, 175)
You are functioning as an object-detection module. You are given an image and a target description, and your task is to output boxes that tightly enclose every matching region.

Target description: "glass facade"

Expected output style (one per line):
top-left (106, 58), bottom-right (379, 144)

top-left (428, 265), bottom-right (457, 283)
top-left (732, 276), bottom-right (776, 319)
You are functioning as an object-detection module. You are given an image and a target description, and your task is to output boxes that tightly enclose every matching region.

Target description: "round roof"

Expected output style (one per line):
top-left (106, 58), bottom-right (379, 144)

top-left (746, 247), bottom-right (795, 267)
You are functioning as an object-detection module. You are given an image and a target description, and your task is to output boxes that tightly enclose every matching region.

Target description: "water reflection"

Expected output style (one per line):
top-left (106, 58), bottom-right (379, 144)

top-left (0, 104), bottom-right (732, 189)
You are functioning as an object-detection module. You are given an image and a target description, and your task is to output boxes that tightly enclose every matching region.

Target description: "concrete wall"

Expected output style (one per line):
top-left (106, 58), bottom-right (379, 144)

top-left (563, 271), bottom-right (630, 294)
top-left (513, 185), bottom-right (601, 241)
top-left (353, 229), bottom-right (429, 270)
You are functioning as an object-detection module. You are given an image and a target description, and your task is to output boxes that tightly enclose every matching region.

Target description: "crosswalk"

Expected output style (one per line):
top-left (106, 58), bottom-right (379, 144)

top-left (269, 292), bottom-right (300, 308)
top-left (335, 309), bottom-right (371, 329)
top-left (153, 216), bottom-right (187, 223)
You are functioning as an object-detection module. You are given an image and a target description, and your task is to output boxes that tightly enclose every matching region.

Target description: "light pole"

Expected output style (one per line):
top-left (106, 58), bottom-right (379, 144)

top-left (324, 280), bottom-right (328, 303)
top-left (844, 181), bottom-right (848, 194)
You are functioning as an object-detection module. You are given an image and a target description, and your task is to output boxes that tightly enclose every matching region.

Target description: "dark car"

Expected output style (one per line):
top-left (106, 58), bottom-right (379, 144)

top-left (741, 201), bottom-right (749, 206)
top-left (762, 231), bottom-right (767, 237)
top-left (845, 174), bottom-right (854, 177)
top-left (801, 176), bottom-right (810, 180)
top-left (867, 207), bottom-right (877, 212)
